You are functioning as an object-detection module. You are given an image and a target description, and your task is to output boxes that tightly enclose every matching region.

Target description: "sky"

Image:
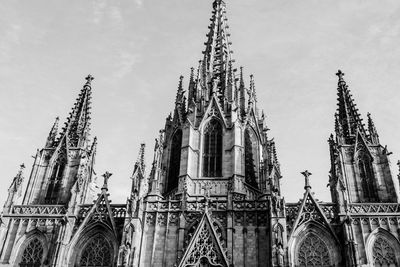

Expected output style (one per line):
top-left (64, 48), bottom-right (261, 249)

top-left (1, 0), bottom-right (400, 206)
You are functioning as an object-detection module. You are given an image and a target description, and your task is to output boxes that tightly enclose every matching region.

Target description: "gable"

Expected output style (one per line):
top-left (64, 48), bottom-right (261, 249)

top-left (290, 190), bottom-right (337, 241)
top-left (178, 212), bottom-right (229, 267)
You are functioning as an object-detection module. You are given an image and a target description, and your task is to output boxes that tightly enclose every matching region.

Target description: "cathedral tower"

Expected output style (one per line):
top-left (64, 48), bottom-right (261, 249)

top-left (0, 76), bottom-right (99, 266)
top-left (22, 75), bottom-right (97, 207)
top-left (135, 0), bottom-right (283, 266)
top-left (328, 70), bottom-right (398, 205)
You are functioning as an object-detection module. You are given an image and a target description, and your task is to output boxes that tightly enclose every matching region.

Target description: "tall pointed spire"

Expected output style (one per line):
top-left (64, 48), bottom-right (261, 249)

top-left (45, 117), bottom-right (59, 148)
top-left (335, 70), bottom-right (366, 142)
top-left (59, 74), bottom-right (93, 148)
top-left (202, 0), bottom-right (234, 102)
top-left (367, 112), bottom-right (380, 144)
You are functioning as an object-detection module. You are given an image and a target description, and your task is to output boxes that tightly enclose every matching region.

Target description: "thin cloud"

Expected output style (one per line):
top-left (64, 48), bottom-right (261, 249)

top-left (113, 51), bottom-right (139, 78)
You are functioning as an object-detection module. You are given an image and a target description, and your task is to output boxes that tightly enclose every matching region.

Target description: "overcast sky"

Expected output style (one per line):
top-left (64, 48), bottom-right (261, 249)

top-left (1, 0), bottom-right (400, 205)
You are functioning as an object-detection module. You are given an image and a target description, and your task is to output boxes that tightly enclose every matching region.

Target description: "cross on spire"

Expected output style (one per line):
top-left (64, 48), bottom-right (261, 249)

top-left (85, 74), bottom-right (94, 84)
top-left (102, 171), bottom-right (112, 191)
top-left (301, 170), bottom-right (312, 190)
top-left (336, 69), bottom-right (344, 81)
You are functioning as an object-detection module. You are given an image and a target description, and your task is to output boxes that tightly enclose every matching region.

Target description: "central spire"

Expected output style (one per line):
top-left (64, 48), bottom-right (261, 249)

top-left (202, 0), bottom-right (234, 100)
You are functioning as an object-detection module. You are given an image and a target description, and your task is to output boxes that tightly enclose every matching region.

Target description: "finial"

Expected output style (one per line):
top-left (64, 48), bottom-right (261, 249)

top-left (20, 163), bottom-right (25, 170)
top-left (101, 171), bottom-right (112, 191)
top-left (301, 170), bottom-right (312, 190)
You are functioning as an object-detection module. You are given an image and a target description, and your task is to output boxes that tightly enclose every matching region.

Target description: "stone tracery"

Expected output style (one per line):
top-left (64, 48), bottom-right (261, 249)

top-left (79, 234), bottom-right (113, 267)
top-left (297, 233), bottom-right (330, 267)
top-left (19, 238), bottom-right (44, 267)
top-left (372, 236), bottom-right (397, 267)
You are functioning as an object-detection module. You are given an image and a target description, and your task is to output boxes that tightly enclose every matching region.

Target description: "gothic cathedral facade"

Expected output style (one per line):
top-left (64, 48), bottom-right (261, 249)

top-left (1, 1), bottom-right (400, 266)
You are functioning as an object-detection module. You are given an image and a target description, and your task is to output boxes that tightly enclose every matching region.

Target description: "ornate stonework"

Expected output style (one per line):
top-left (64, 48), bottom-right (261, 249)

top-left (1, 1), bottom-right (400, 267)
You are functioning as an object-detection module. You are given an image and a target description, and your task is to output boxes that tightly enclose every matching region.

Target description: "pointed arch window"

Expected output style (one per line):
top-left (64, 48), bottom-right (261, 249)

top-left (244, 128), bottom-right (258, 188)
top-left (203, 119), bottom-right (222, 177)
top-left (45, 160), bottom-right (65, 204)
top-left (19, 238), bottom-right (44, 267)
top-left (297, 233), bottom-right (330, 267)
top-left (373, 236), bottom-right (397, 267)
top-left (167, 129), bottom-right (182, 192)
top-left (79, 234), bottom-right (113, 267)
top-left (357, 153), bottom-right (377, 202)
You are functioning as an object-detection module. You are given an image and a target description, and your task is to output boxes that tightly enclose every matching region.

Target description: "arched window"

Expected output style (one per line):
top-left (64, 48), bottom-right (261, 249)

top-left (45, 161), bottom-right (65, 204)
top-left (203, 119), bottom-right (222, 177)
top-left (358, 154), bottom-right (377, 202)
top-left (19, 238), bottom-right (44, 267)
top-left (297, 233), bottom-right (330, 267)
top-left (167, 129), bottom-right (182, 192)
top-left (79, 234), bottom-right (113, 267)
top-left (244, 128), bottom-right (258, 188)
top-left (373, 236), bottom-right (397, 267)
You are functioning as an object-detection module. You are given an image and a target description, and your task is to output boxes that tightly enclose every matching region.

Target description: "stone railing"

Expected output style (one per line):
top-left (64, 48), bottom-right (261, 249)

top-left (10, 205), bottom-right (67, 216)
top-left (348, 203), bottom-right (400, 215)
top-left (285, 202), bottom-right (337, 222)
top-left (78, 204), bottom-right (127, 218)
top-left (145, 199), bottom-right (270, 213)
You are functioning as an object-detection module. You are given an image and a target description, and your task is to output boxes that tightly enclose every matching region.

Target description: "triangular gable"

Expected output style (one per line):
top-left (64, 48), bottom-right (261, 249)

top-left (290, 190), bottom-right (337, 241)
top-left (354, 130), bottom-right (373, 159)
top-left (76, 189), bottom-right (118, 237)
top-left (245, 104), bottom-right (262, 139)
top-left (199, 94), bottom-right (228, 128)
top-left (50, 135), bottom-right (69, 165)
top-left (178, 211), bottom-right (229, 267)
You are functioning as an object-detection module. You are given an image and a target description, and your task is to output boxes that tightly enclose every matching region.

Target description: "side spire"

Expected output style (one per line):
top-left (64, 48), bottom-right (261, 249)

top-left (59, 74), bottom-right (93, 148)
top-left (136, 143), bottom-right (146, 174)
top-left (239, 66), bottom-right (246, 119)
top-left (173, 76), bottom-right (186, 124)
top-left (335, 70), bottom-right (366, 143)
top-left (45, 117), bottom-right (59, 148)
top-left (188, 67), bottom-right (196, 103)
top-left (367, 112), bottom-right (380, 144)
top-left (4, 164), bottom-right (25, 212)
